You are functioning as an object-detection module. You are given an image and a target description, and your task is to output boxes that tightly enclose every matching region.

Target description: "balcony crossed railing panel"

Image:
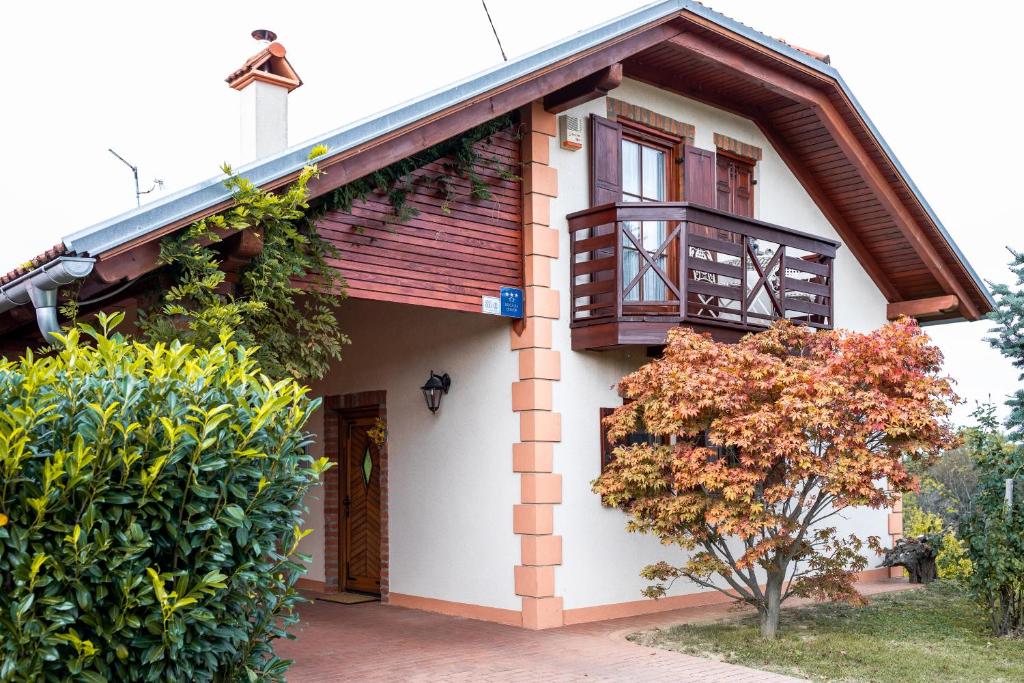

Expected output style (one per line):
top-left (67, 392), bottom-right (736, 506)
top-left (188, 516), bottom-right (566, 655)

top-left (567, 203), bottom-right (838, 345)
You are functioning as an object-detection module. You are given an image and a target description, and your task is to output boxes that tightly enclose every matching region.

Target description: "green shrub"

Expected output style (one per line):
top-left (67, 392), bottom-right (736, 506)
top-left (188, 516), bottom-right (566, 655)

top-left (936, 530), bottom-right (973, 582)
top-left (904, 504), bottom-right (943, 537)
top-left (960, 407), bottom-right (1024, 636)
top-left (903, 498), bottom-right (972, 582)
top-left (0, 313), bottom-right (329, 681)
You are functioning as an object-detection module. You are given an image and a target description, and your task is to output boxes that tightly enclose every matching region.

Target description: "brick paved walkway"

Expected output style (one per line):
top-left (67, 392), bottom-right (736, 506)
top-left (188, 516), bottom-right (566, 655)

top-left (277, 579), bottom-right (914, 682)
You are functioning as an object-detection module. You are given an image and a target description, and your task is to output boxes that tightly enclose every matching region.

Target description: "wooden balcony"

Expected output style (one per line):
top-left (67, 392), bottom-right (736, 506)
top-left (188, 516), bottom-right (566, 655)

top-left (567, 202), bottom-right (840, 351)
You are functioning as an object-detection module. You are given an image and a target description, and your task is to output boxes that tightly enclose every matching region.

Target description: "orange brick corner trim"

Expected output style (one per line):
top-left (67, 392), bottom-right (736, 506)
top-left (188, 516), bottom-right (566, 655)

top-left (510, 100), bottom-right (564, 629)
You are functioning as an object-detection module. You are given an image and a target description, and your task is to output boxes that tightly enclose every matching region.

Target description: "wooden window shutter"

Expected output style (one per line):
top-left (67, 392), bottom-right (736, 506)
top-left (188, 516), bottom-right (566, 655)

top-left (715, 155), bottom-right (755, 218)
top-left (590, 114), bottom-right (623, 206)
top-left (683, 145), bottom-right (716, 207)
top-left (733, 159), bottom-right (754, 218)
top-left (715, 154), bottom-right (733, 211)
top-left (599, 407), bottom-right (617, 471)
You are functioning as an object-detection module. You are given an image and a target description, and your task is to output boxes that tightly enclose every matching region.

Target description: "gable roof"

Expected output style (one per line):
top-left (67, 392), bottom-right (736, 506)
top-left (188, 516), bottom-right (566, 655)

top-left (4, 0), bottom-right (993, 322)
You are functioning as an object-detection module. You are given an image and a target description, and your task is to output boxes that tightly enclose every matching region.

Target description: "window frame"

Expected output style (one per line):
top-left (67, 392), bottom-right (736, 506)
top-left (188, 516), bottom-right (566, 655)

top-left (619, 120), bottom-right (682, 202)
top-left (618, 120), bottom-right (683, 306)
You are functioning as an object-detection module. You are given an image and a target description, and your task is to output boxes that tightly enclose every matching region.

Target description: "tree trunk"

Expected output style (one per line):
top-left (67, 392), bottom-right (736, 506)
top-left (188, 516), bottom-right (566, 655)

top-left (760, 572), bottom-right (784, 639)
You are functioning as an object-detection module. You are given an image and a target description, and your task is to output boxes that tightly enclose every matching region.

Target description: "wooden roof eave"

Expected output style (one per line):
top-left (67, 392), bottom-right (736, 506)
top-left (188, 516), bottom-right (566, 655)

top-left (660, 20), bottom-right (989, 320)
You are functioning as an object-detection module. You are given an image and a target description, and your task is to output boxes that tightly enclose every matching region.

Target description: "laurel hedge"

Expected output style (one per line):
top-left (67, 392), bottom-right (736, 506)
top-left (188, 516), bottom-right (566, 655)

top-left (0, 313), bottom-right (329, 682)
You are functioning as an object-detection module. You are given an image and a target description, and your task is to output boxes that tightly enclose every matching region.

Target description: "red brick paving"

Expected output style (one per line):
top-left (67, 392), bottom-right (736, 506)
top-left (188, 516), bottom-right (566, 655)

top-left (277, 579), bottom-right (914, 682)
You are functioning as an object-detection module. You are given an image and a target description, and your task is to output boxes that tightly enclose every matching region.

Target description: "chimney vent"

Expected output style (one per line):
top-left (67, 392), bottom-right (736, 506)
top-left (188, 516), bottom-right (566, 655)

top-left (251, 29), bottom-right (278, 44)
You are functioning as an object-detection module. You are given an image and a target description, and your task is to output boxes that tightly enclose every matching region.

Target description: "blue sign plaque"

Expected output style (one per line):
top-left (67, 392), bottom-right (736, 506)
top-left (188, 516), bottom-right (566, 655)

top-left (499, 287), bottom-right (524, 318)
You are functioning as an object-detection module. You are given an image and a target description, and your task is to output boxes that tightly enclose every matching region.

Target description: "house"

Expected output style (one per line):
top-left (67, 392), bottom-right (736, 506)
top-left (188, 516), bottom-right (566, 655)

top-left (0, 0), bottom-right (992, 630)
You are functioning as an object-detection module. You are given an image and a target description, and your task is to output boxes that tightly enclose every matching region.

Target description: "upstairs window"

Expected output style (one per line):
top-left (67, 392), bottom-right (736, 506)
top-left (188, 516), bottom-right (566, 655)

top-left (620, 132), bottom-right (675, 303)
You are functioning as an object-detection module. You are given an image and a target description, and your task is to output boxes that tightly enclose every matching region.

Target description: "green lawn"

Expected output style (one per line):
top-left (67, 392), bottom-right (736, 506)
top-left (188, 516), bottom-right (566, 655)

top-left (629, 582), bottom-right (1024, 683)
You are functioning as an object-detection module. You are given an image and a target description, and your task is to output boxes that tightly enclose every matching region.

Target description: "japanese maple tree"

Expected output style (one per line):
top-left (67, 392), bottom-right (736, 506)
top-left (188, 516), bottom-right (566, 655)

top-left (593, 318), bottom-right (958, 638)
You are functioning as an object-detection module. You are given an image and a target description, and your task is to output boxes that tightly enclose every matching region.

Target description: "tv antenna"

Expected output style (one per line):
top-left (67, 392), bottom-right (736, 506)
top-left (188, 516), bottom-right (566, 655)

top-left (108, 148), bottom-right (164, 207)
top-left (481, 0), bottom-right (507, 62)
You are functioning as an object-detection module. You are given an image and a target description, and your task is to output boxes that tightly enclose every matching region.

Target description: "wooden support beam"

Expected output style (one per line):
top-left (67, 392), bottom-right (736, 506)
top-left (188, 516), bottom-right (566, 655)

top-left (93, 242), bottom-right (161, 284)
top-left (221, 229), bottom-right (265, 277)
top-left (543, 64), bottom-right (623, 114)
top-left (887, 295), bottom-right (959, 320)
top-left (93, 226), bottom-right (264, 285)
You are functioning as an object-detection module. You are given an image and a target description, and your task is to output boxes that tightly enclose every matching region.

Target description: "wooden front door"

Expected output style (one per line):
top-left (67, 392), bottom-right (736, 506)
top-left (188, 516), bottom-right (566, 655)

top-left (341, 408), bottom-right (381, 594)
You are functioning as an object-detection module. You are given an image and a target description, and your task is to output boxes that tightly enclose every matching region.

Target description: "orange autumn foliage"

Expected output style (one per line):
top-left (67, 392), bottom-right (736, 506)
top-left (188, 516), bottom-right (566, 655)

top-left (593, 318), bottom-right (958, 635)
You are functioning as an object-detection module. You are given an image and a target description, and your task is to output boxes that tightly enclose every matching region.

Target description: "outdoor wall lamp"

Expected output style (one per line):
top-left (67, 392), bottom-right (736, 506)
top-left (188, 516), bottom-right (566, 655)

top-left (421, 371), bottom-right (451, 414)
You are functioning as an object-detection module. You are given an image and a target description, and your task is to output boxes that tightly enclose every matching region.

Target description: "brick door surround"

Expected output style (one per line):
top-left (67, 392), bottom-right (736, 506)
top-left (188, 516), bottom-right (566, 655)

top-left (323, 391), bottom-right (389, 600)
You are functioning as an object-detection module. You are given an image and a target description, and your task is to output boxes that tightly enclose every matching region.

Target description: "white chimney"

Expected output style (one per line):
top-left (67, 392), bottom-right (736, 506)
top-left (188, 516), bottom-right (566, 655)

top-left (225, 30), bottom-right (303, 164)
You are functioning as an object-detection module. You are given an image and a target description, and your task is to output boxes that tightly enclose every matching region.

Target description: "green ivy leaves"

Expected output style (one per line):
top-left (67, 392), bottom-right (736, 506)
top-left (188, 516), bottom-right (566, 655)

top-left (137, 150), bottom-right (349, 382)
top-left (324, 115), bottom-right (518, 223)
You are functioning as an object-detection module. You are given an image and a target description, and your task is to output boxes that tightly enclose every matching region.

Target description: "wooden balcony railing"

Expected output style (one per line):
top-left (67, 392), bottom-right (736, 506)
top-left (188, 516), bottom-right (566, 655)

top-left (566, 202), bottom-right (840, 350)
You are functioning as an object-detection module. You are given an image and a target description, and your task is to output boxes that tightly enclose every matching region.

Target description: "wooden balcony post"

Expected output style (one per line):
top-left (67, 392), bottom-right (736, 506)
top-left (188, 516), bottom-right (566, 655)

top-left (569, 230), bottom-right (577, 325)
top-left (777, 245), bottom-right (786, 319)
top-left (614, 220), bottom-right (623, 320)
top-left (740, 235), bottom-right (748, 326)
top-left (679, 219), bottom-right (688, 321)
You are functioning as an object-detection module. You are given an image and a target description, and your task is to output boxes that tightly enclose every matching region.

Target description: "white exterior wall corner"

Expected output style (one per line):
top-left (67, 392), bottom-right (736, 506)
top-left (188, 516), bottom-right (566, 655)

top-left (239, 80), bottom-right (289, 164)
top-left (549, 79), bottom-right (891, 610)
top-left (295, 299), bottom-right (521, 610)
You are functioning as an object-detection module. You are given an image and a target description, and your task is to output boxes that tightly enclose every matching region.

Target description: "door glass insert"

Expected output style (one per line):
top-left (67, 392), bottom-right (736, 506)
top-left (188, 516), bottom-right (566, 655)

top-left (361, 446), bottom-right (373, 486)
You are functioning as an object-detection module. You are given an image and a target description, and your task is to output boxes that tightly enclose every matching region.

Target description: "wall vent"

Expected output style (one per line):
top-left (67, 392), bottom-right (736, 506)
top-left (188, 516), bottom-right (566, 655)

top-left (558, 114), bottom-right (583, 151)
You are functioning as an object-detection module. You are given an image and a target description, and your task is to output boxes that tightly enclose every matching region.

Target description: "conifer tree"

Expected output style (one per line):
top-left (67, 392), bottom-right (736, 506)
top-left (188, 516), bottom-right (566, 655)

top-left (987, 248), bottom-right (1024, 438)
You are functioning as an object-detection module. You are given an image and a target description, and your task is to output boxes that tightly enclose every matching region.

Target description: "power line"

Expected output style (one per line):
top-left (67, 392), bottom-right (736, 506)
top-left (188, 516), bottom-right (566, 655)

top-left (481, 0), bottom-right (507, 62)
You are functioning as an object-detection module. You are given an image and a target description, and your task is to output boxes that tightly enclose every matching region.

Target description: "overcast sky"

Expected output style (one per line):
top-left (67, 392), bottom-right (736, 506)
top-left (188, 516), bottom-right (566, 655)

top-left (3, 0), bottom-right (1021, 427)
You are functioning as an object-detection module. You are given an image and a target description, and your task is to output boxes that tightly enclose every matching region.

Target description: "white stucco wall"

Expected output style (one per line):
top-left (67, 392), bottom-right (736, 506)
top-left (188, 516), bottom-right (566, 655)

top-left (299, 78), bottom-right (894, 614)
top-left (239, 80), bottom-right (289, 164)
top-left (550, 79), bottom-right (891, 610)
top-left (296, 299), bottom-right (521, 610)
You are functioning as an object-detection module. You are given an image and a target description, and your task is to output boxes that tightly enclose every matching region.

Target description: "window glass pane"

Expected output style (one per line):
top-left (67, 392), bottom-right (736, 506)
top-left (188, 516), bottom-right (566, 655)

top-left (622, 220), bottom-right (642, 245)
top-left (622, 140), bottom-right (640, 197)
top-left (622, 247), bottom-right (640, 301)
top-left (622, 221), bottom-right (641, 302)
top-left (641, 220), bottom-right (666, 252)
top-left (643, 262), bottom-right (666, 301)
top-left (642, 146), bottom-right (665, 201)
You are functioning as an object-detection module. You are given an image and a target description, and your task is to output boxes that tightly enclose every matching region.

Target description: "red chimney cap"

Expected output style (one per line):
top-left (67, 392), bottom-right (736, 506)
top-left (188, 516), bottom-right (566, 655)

top-left (226, 36), bottom-right (302, 92)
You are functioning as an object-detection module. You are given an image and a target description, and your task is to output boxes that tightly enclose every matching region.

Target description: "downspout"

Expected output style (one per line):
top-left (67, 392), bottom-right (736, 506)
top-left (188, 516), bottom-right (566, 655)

top-left (0, 257), bottom-right (96, 340)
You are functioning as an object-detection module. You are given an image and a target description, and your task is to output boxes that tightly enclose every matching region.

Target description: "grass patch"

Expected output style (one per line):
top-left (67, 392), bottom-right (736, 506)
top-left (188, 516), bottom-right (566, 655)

top-left (630, 582), bottom-right (1024, 682)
